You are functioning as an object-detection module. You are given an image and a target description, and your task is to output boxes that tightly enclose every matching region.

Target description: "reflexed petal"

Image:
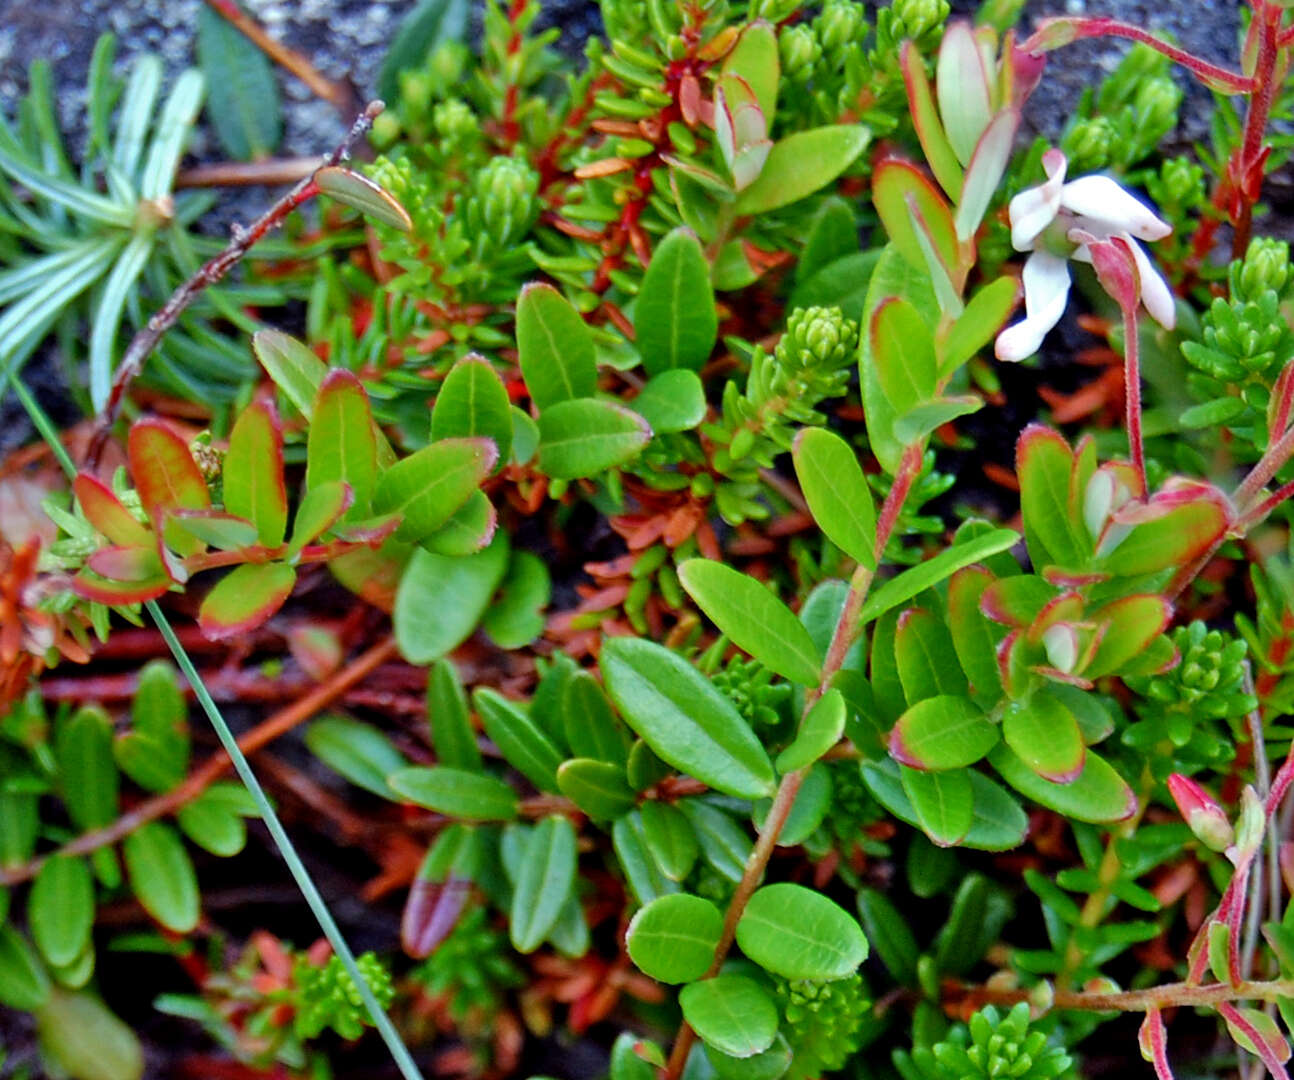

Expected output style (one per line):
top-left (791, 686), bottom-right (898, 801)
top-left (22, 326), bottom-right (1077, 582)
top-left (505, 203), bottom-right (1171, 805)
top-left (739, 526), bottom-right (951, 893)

top-left (995, 250), bottom-right (1071, 361)
top-left (1059, 175), bottom-right (1171, 241)
top-left (1008, 148), bottom-right (1067, 251)
top-left (1125, 236), bottom-right (1177, 329)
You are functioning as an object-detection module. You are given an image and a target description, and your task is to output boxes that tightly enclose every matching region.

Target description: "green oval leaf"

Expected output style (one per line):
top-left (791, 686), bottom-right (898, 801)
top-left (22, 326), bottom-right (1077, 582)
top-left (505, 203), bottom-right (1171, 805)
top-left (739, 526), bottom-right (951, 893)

top-left (393, 532), bottom-right (511, 663)
top-left (900, 764), bottom-right (974, 846)
top-left (557, 759), bottom-right (637, 820)
top-left (641, 801), bottom-right (699, 882)
top-left (431, 354), bottom-right (513, 468)
top-left (307, 369), bottom-right (378, 520)
top-left (630, 369), bottom-right (707, 433)
top-left (56, 706), bottom-right (119, 832)
top-left (679, 560), bottom-right (822, 687)
top-left (474, 687), bottom-right (563, 793)
top-left (734, 125), bottom-right (870, 215)
top-left (889, 695), bottom-right (997, 771)
top-left (537, 399), bottom-right (652, 480)
top-left (198, 562), bottom-right (297, 640)
top-left (792, 428), bottom-right (877, 569)
top-left (1002, 696), bottom-right (1085, 783)
top-left (389, 765), bottom-right (519, 821)
top-left (196, 1), bottom-right (281, 160)
top-left (122, 823), bottom-right (199, 933)
top-left (601, 638), bottom-right (776, 799)
top-left (316, 166), bottom-right (412, 231)
top-left (34, 988), bottom-right (145, 1080)
top-left (516, 283), bottom-right (597, 411)
top-left (253, 329), bottom-right (328, 419)
top-left (427, 658), bottom-right (482, 771)
top-left (509, 816), bottom-right (577, 953)
top-left (679, 975), bottom-right (779, 1059)
top-left (735, 882), bottom-right (868, 980)
top-left (635, 228), bottom-right (718, 376)
top-left (223, 399), bottom-right (287, 547)
top-left (989, 744), bottom-right (1137, 824)
top-left (627, 894), bottom-right (723, 984)
top-left (775, 689), bottom-right (846, 773)
top-left (29, 856), bottom-right (94, 968)
top-left (176, 784), bottom-right (252, 857)
top-left (0, 925), bottom-right (50, 1010)
top-left (374, 437), bottom-right (496, 543)
top-left (305, 715), bottom-right (409, 799)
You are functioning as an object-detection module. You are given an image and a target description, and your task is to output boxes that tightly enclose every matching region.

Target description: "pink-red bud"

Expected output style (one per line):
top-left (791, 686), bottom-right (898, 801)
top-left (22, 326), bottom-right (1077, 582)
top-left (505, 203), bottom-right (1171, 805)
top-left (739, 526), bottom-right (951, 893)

top-left (1167, 773), bottom-right (1234, 853)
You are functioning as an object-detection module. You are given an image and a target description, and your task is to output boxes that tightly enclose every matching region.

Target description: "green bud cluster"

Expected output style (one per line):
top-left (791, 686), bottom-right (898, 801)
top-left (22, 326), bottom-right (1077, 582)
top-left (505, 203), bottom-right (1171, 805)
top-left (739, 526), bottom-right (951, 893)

top-left (1062, 116), bottom-right (1116, 173)
top-left (462, 156), bottom-right (540, 259)
top-left (814, 0), bottom-right (870, 71)
top-left (410, 908), bottom-right (523, 1022)
top-left (369, 42), bottom-right (473, 150)
top-left (1063, 44), bottom-right (1181, 171)
top-left (776, 973), bottom-right (871, 1074)
top-left (710, 654), bottom-right (794, 733)
top-left (705, 308), bottom-right (858, 523)
top-left (293, 952), bottom-right (395, 1041)
top-left (875, 0), bottom-right (950, 54)
top-left (905, 1003), bottom-right (1073, 1080)
top-left (1129, 621), bottom-right (1254, 718)
top-left (1182, 238), bottom-right (1294, 384)
top-left (780, 24), bottom-right (823, 83)
top-left (1146, 156), bottom-right (1207, 218)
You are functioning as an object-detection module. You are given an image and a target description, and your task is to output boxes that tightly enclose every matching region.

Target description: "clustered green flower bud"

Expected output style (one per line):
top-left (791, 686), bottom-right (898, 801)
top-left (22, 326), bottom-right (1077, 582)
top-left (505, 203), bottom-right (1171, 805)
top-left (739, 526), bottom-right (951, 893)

top-left (777, 306), bottom-right (860, 373)
top-left (919, 1003), bottom-right (1073, 1080)
top-left (814, 0), bottom-right (869, 67)
top-left (887, 0), bottom-right (951, 43)
top-left (1130, 622), bottom-right (1255, 719)
top-left (1147, 156), bottom-right (1206, 214)
top-left (1062, 116), bottom-right (1115, 173)
top-left (780, 23), bottom-right (822, 82)
top-left (434, 98), bottom-right (480, 147)
top-left (293, 952), bottom-right (395, 1041)
top-left (1236, 237), bottom-right (1292, 301)
top-left (463, 156), bottom-right (540, 255)
top-left (710, 655), bottom-right (794, 732)
top-left (776, 973), bottom-right (871, 1073)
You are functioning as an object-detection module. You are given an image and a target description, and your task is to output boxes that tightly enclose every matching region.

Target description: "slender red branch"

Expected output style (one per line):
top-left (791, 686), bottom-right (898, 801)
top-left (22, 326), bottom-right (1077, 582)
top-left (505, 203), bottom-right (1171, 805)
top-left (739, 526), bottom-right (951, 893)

top-left (1122, 306), bottom-right (1147, 496)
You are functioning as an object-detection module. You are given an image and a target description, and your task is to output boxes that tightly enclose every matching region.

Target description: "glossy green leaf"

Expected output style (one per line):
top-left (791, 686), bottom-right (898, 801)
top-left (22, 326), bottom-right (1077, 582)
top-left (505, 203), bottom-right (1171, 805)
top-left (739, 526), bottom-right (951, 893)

top-left (798, 196), bottom-right (859, 283)
top-left (253, 329), bottom-right (328, 419)
top-left (0, 925), bottom-right (50, 1010)
top-left (509, 816), bottom-right (577, 953)
top-left (636, 228), bottom-right (718, 376)
top-left (722, 21), bottom-right (778, 120)
top-left (431, 354), bottom-right (513, 468)
top-left (893, 395), bottom-right (982, 445)
top-left (895, 608), bottom-right (967, 702)
top-left (857, 886), bottom-right (920, 985)
top-left (890, 695), bottom-right (997, 771)
top-left (736, 883), bottom-right (868, 979)
top-left (631, 369), bottom-right (707, 433)
top-left (680, 975), bottom-right (779, 1059)
top-left (734, 125), bottom-right (870, 215)
top-left (481, 550), bottom-right (550, 649)
top-left (389, 765), bottom-right (519, 820)
top-left (557, 759), bottom-right (637, 820)
top-left (316, 166), bottom-right (412, 231)
top-left (860, 527), bottom-right (1020, 623)
top-left (287, 482), bottom-right (354, 554)
top-left (175, 783), bottom-right (253, 857)
top-left (776, 689), bottom-right (846, 773)
top-left (641, 801), bottom-right (699, 882)
top-left (223, 400), bottom-right (287, 547)
top-left (120, 661), bottom-right (188, 792)
top-left (374, 437), bottom-right (495, 542)
top-left (946, 567), bottom-right (1006, 707)
top-left (601, 638), bottom-right (777, 799)
top-left (198, 562), bottom-right (296, 640)
top-left (170, 510), bottom-right (258, 551)
top-left (989, 745), bottom-right (1137, 824)
top-left (871, 296), bottom-right (937, 420)
top-left (1101, 496), bottom-right (1230, 578)
top-left (753, 762), bottom-right (832, 846)
top-left (537, 399), bottom-right (652, 479)
top-left (419, 490), bottom-right (497, 556)
top-left (56, 706), bottom-right (119, 832)
top-left (901, 764), bottom-right (974, 846)
top-left (872, 159), bottom-right (961, 287)
top-left (613, 811), bottom-right (680, 905)
top-left (29, 856), bottom-right (94, 968)
top-left (305, 715), bottom-right (408, 799)
top-left (393, 532), bottom-right (510, 663)
top-left (427, 658), bottom-right (482, 771)
top-left (679, 559), bottom-right (822, 686)
top-left (196, 1), bottom-right (281, 160)
top-left (940, 276), bottom-right (1019, 375)
top-left (517, 283), bottom-right (597, 410)
top-left (901, 41), bottom-right (962, 201)
top-left (627, 893), bottom-right (723, 984)
top-left (34, 988), bottom-right (145, 1080)
top-left (679, 800), bottom-right (752, 882)
top-left (1002, 696), bottom-right (1085, 783)
top-left (128, 419), bottom-right (210, 556)
top-left (1016, 425), bottom-right (1088, 569)
top-left (73, 473), bottom-right (151, 548)
top-left (792, 427), bottom-right (876, 569)
top-left (610, 1033), bottom-right (663, 1080)
top-left (122, 823), bottom-right (199, 933)
top-left (307, 370), bottom-right (378, 519)
top-left (563, 671), bottom-right (630, 765)
top-left (474, 687), bottom-right (563, 793)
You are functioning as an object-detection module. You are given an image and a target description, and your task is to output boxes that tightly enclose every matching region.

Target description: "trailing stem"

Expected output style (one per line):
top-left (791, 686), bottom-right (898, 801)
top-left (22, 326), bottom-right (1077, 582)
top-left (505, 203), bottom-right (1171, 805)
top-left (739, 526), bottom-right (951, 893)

top-left (660, 444), bottom-right (923, 1079)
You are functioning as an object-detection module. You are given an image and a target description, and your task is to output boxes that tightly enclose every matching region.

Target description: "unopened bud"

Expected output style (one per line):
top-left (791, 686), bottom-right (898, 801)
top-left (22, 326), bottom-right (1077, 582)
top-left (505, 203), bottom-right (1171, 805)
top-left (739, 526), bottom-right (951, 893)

top-left (892, 0), bottom-right (950, 41)
top-left (1133, 76), bottom-right (1182, 132)
top-left (1167, 773), bottom-right (1234, 853)
top-left (1157, 156), bottom-right (1206, 208)
top-left (1228, 784), bottom-right (1266, 865)
top-left (778, 306), bottom-right (859, 371)
top-left (815, 0), bottom-right (868, 59)
top-left (1064, 116), bottom-right (1114, 173)
top-left (1042, 623), bottom-right (1079, 674)
top-left (1238, 237), bottom-right (1291, 301)
top-left (780, 24), bottom-right (822, 81)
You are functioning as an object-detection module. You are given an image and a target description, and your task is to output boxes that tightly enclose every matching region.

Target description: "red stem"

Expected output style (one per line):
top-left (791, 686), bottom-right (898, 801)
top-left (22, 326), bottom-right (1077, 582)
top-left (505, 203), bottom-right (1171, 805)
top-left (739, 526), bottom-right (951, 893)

top-left (1122, 305), bottom-right (1147, 496)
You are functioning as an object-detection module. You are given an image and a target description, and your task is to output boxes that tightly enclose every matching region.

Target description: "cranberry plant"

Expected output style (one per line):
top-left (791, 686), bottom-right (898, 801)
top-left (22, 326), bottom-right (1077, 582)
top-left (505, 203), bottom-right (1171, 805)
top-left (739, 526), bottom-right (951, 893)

top-left (7, 1), bottom-right (1294, 1079)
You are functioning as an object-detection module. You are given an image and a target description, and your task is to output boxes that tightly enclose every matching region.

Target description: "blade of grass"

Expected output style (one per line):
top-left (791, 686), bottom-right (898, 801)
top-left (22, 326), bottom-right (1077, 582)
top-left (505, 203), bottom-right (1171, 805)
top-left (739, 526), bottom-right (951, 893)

top-left (4, 372), bottom-right (427, 1080)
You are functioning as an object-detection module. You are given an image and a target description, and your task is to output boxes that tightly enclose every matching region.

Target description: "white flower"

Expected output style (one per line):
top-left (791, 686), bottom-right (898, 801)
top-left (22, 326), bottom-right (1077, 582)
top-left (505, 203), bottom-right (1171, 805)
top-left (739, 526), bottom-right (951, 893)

top-left (995, 149), bottom-right (1175, 362)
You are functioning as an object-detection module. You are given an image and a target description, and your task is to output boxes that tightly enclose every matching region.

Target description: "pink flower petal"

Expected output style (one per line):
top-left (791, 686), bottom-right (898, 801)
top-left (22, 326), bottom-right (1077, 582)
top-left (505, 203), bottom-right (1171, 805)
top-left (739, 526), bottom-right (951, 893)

top-left (995, 250), bottom-right (1071, 360)
top-left (1059, 175), bottom-right (1172, 241)
top-left (1007, 148), bottom-right (1067, 251)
